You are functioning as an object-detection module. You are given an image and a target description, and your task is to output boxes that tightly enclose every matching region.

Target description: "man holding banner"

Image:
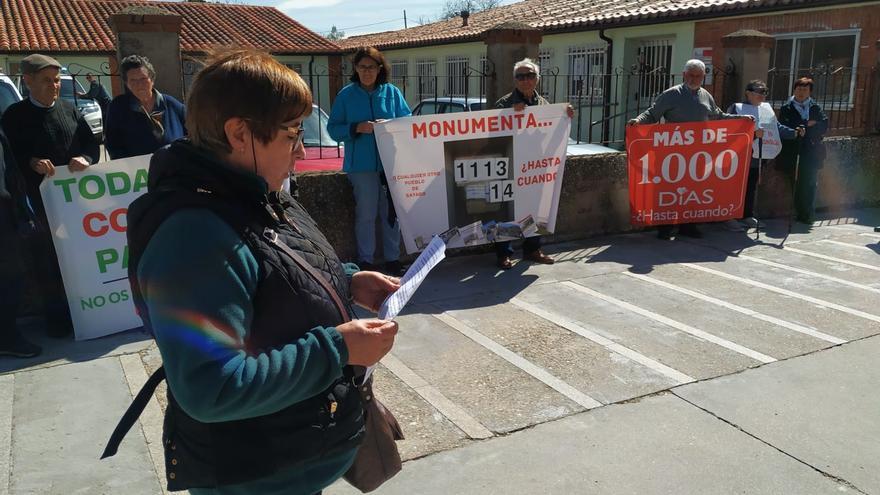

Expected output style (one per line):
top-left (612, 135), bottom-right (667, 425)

top-left (627, 59), bottom-right (754, 239)
top-left (1, 54), bottom-right (100, 338)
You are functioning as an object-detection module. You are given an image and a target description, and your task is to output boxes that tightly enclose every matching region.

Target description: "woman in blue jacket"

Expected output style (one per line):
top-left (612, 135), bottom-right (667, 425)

top-left (777, 76), bottom-right (829, 225)
top-left (328, 47), bottom-right (411, 275)
top-left (105, 55), bottom-right (186, 159)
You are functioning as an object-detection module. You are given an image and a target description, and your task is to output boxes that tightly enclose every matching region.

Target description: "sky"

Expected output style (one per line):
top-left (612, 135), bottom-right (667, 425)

top-left (194, 0), bottom-right (519, 38)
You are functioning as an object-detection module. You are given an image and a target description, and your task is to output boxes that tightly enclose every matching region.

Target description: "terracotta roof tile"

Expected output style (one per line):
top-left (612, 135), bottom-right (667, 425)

top-left (340, 0), bottom-right (868, 50)
top-left (0, 0), bottom-right (340, 54)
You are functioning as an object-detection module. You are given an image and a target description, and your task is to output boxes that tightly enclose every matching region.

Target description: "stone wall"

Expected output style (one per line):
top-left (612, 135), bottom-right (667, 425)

top-left (298, 134), bottom-right (880, 261)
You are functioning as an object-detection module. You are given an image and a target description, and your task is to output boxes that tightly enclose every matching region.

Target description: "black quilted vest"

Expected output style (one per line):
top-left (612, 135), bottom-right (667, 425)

top-left (123, 140), bottom-right (365, 491)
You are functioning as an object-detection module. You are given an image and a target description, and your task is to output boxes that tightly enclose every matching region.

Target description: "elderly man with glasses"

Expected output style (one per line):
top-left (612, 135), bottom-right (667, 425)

top-left (627, 59), bottom-right (750, 240)
top-left (493, 58), bottom-right (573, 269)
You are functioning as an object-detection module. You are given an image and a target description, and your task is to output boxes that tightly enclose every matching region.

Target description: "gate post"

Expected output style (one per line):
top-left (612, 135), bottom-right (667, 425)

top-left (483, 22), bottom-right (542, 106)
top-left (110, 6), bottom-right (184, 100)
top-left (720, 29), bottom-right (773, 110)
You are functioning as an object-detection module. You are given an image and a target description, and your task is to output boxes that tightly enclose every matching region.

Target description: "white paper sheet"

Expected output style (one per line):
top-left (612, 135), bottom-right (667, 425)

top-left (363, 235), bottom-right (446, 383)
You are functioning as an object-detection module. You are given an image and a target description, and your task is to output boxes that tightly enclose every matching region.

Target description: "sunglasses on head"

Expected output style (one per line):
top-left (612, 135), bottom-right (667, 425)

top-left (515, 72), bottom-right (537, 81)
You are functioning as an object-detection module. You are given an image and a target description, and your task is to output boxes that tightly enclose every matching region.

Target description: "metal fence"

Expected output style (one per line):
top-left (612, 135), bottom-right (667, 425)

top-left (315, 66), bottom-right (730, 148)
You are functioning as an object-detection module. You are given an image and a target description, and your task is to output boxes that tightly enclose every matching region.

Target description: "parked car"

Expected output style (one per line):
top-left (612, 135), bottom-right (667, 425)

top-left (0, 73), bottom-right (22, 115)
top-left (411, 97), bottom-right (486, 115)
top-left (17, 71), bottom-right (103, 142)
top-left (296, 104), bottom-right (343, 172)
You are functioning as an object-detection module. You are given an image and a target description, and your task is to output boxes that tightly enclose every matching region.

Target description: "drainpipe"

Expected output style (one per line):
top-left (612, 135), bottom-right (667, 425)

top-left (308, 55), bottom-right (316, 96)
top-left (599, 29), bottom-right (613, 143)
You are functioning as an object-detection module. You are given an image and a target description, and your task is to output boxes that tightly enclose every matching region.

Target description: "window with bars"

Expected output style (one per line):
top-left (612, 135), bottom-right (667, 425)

top-left (636, 39), bottom-right (674, 106)
top-left (391, 60), bottom-right (408, 92)
top-left (567, 45), bottom-right (606, 103)
top-left (416, 59), bottom-right (436, 100)
top-left (768, 30), bottom-right (859, 106)
top-left (446, 56), bottom-right (469, 97)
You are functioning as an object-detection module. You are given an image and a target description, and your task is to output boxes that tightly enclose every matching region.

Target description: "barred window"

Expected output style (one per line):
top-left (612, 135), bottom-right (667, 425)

top-left (416, 59), bottom-right (436, 101)
top-left (768, 30), bottom-right (859, 107)
top-left (446, 56), bottom-right (469, 97)
top-left (391, 60), bottom-right (408, 93)
top-left (636, 39), bottom-right (673, 106)
top-left (567, 45), bottom-right (607, 103)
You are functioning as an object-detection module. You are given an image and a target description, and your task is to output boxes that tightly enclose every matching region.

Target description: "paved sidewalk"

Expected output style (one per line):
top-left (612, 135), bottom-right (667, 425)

top-left (1, 209), bottom-right (878, 494)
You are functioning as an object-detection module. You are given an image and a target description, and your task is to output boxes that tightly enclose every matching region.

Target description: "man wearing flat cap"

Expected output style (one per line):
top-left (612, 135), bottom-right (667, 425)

top-left (1, 53), bottom-right (99, 338)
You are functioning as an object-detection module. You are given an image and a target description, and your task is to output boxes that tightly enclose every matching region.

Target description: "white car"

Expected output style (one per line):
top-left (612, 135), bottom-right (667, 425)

top-left (411, 97), bottom-right (486, 115)
top-left (0, 73), bottom-right (22, 115)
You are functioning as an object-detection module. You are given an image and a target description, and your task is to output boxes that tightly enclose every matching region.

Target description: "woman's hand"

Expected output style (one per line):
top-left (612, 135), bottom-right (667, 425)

top-left (807, 120), bottom-right (817, 127)
top-left (351, 271), bottom-right (400, 313)
top-left (356, 121), bottom-right (374, 134)
top-left (755, 128), bottom-right (765, 139)
top-left (336, 319), bottom-right (398, 366)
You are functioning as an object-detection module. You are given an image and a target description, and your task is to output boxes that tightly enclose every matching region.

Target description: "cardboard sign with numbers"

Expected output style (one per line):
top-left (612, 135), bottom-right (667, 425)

top-left (374, 104), bottom-right (570, 253)
top-left (626, 119), bottom-right (754, 226)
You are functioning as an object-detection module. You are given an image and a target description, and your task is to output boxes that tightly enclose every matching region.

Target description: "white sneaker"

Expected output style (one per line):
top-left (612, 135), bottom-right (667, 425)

top-left (740, 217), bottom-right (765, 229)
top-left (722, 219), bottom-right (745, 232)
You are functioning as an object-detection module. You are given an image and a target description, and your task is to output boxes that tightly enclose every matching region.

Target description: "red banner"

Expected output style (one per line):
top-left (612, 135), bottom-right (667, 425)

top-left (626, 119), bottom-right (754, 226)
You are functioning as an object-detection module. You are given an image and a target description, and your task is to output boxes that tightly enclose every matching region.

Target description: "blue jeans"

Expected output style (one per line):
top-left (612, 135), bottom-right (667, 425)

top-left (347, 172), bottom-right (400, 263)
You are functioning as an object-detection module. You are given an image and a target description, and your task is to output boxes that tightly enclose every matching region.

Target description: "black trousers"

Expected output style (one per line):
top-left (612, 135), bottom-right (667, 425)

top-left (0, 199), bottom-right (23, 345)
top-left (27, 208), bottom-right (73, 334)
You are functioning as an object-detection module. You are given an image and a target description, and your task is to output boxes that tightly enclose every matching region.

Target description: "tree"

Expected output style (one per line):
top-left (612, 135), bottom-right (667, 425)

top-left (327, 25), bottom-right (345, 41)
top-left (439, 0), bottom-right (500, 20)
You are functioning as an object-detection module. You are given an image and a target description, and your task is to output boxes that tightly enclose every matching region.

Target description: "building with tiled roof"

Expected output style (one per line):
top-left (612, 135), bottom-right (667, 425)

top-left (337, 0), bottom-right (878, 142)
top-left (1, 0), bottom-right (340, 54)
top-left (0, 0), bottom-right (344, 103)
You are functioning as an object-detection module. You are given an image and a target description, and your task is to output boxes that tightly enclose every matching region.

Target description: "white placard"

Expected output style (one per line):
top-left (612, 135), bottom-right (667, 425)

top-left (734, 102), bottom-right (782, 159)
top-left (38, 155), bottom-right (151, 340)
top-left (375, 104), bottom-right (570, 254)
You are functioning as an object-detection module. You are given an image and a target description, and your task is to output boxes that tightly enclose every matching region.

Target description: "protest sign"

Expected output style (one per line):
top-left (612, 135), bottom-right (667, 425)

top-left (39, 155), bottom-right (150, 340)
top-left (734, 102), bottom-right (782, 159)
top-left (626, 119), bottom-right (754, 226)
top-left (374, 103), bottom-right (570, 254)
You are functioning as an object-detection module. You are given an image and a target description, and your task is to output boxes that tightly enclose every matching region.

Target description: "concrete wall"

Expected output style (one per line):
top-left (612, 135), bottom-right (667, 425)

top-left (298, 135), bottom-right (880, 261)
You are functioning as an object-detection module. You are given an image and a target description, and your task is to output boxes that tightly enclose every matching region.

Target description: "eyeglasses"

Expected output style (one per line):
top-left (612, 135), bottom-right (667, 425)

top-left (356, 64), bottom-right (381, 72)
top-left (279, 124), bottom-right (305, 145)
top-left (515, 72), bottom-right (537, 81)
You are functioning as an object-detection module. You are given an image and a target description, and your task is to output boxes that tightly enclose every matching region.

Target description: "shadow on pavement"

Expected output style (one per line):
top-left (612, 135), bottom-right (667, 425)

top-left (0, 316), bottom-right (152, 375)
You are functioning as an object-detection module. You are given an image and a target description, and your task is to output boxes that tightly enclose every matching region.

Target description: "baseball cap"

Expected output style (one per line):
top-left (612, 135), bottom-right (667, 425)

top-left (21, 54), bottom-right (62, 75)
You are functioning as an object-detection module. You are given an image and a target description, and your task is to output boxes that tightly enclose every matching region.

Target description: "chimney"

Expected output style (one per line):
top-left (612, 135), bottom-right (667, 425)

top-left (461, 10), bottom-right (470, 27)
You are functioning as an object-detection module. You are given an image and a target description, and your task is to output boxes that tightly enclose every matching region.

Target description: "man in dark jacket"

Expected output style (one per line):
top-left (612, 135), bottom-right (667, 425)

top-left (0, 53), bottom-right (99, 338)
top-left (78, 73), bottom-right (112, 116)
top-left (0, 128), bottom-right (42, 358)
top-left (493, 58), bottom-right (572, 269)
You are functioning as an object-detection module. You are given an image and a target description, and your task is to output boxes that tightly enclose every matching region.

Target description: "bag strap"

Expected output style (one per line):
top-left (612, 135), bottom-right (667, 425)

top-left (262, 227), bottom-right (351, 323)
top-left (101, 366), bottom-right (166, 459)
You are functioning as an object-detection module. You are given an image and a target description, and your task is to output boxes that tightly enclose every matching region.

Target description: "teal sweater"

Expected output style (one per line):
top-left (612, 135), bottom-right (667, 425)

top-left (137, 208), bottom-right (358, 495)
top-left (327, 82), bottom-right (411, 173)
